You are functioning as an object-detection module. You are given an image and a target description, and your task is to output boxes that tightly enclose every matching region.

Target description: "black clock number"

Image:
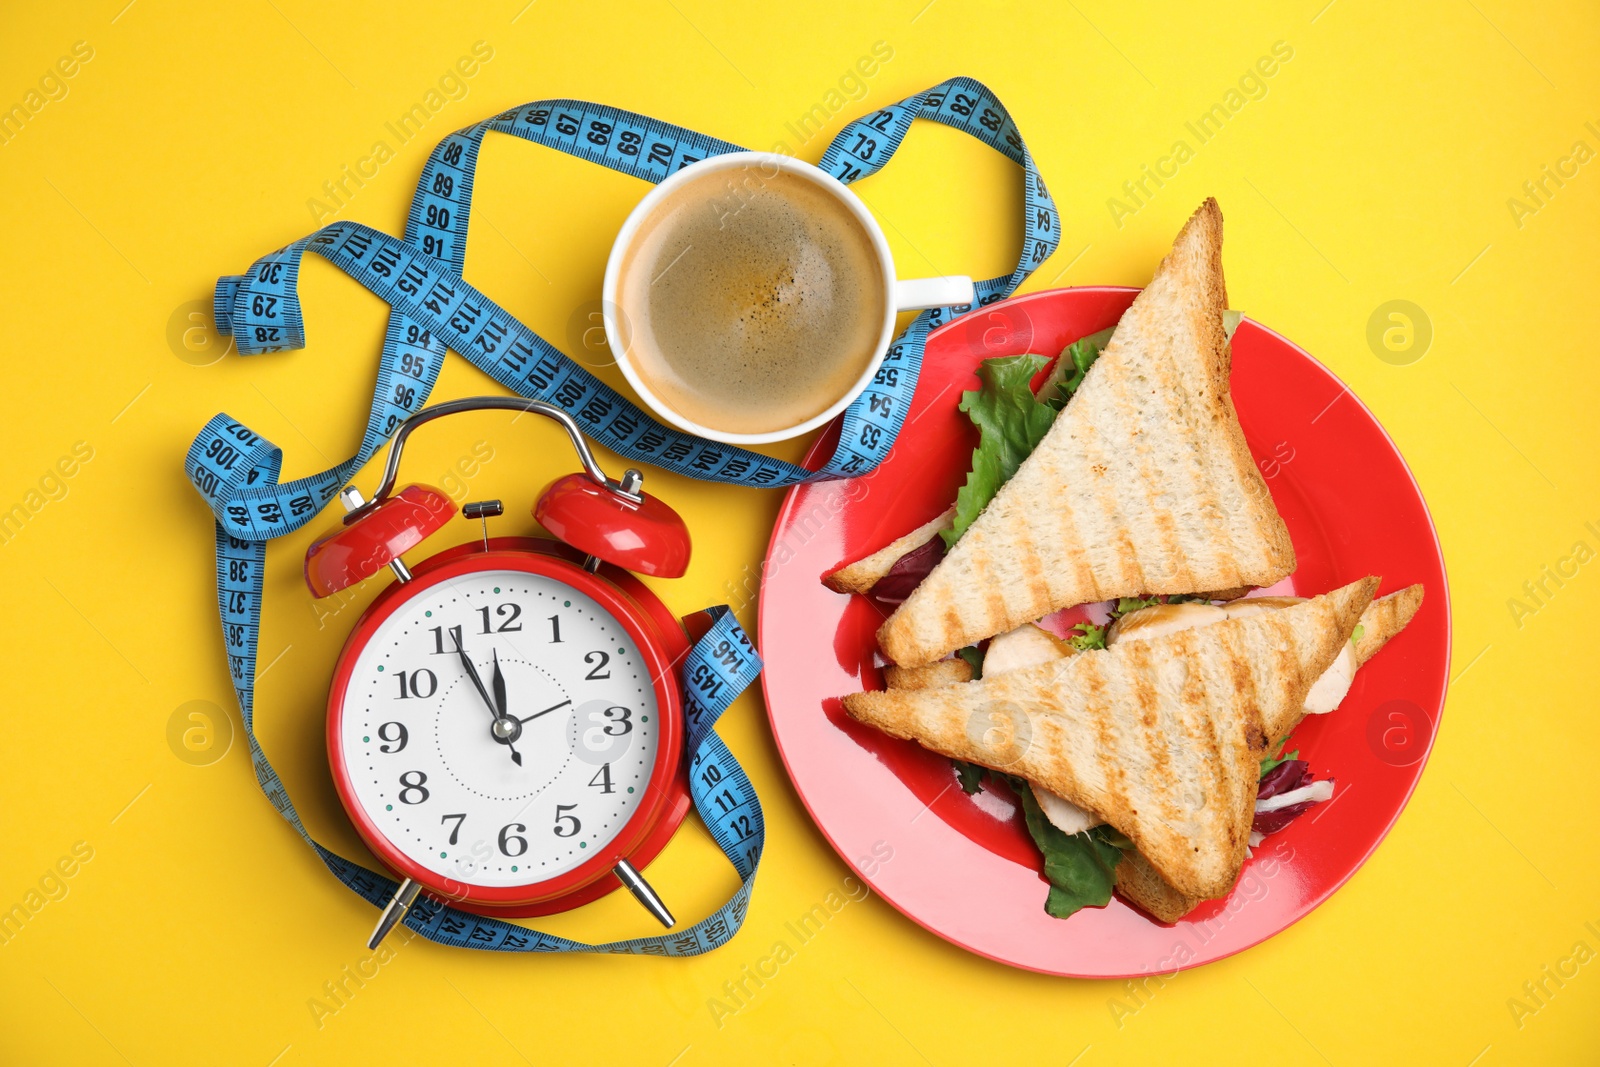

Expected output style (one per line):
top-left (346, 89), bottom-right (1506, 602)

top-left (395, 669), bottom-right (437, 699)
top-left (429, 624), bottom-right (462, 655)
top-left (547, 615), bottom-right (563, 643)
top-left (552, 804), bottom-right (580, 837)
top-left (588, 763), bottom-right (614, 793)
top-left (497, 822), bottom-right (529, 856)
top-left (603, 705), bottom-right (632, 736)
top-left (477, 603), bottom-right (523, 633)
top-left (398, 770), bottom-right (429, 804)
top-left (584, 650), bottom-right (611, 680)
top-left (440, 813), bottom-right (465, 845)
top-left (377, 721), bottom-right (408, 753)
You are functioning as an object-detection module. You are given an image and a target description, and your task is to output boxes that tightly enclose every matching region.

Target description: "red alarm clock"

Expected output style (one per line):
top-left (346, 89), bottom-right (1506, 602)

top-left (304, 397), bottom-right (695, 948)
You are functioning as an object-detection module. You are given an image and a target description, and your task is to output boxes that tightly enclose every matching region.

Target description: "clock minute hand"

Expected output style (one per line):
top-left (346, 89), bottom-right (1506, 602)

top-left (452, 634), bottom-right (523, 767)
top-left (451, 633), bottom-right (497, 718)
top-left (519, 699), bottom-right (572, 724)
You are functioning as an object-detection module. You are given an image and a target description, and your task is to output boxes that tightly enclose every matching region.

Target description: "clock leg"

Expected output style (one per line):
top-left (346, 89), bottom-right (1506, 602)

top-left (614, 859), bottom-right (674, 928)
top-left (368, 877), bottom-right (423, 950)
top-left (340, 487), bottom-right (413, 583)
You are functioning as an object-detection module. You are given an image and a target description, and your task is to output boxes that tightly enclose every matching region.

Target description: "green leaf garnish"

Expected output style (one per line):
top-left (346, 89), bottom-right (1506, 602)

top-left (941, 354), bottom-right (1058, 549)
top-left (1038, 325), bottom-right (1117, 410)
top-left (1112, 595), bottom-right (1162, 617)
top-left (1067, 621), bottom-right (1107, 651)
top-left (947, 770), bottom-right (1133, 919)
top-left (953, 760), bottom-right (987, 795)
top-left (1259, 736), bottom-right (1300, 777)
top-left (1000, 775), bottom-right (1126, 920)
top-left (1223, 308), bottom-right (1243, 342)
top-left (942, 328), bottom-right (1118, 550)
top-left (954, 644), bottom-right (985, 680)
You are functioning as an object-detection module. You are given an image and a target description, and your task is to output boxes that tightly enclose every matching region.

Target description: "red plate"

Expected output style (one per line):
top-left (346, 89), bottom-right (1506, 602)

top-left (758, 287), bottom-right (1450, 978)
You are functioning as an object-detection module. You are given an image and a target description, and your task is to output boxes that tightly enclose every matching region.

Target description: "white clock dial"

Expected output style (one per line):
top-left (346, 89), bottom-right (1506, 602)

top-left (337, 567), bottom-right (661, 889)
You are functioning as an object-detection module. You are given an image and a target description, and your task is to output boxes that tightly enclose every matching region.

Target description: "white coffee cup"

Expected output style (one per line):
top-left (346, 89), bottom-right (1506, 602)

top-left (602, 151), bottom-right (974, 446)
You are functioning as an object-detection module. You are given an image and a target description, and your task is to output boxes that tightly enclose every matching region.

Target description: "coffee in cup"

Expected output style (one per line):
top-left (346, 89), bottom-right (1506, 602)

top-left (614, 164), bottom-right (884, 437)
top-left (604, 152), bottom-right (975, 445)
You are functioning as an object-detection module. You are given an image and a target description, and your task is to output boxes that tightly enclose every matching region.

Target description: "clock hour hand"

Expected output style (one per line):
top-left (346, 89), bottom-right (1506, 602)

top-left (490, 648), bottom-right (508, 720)
top-left (452, 633), bottom-right (522, 766)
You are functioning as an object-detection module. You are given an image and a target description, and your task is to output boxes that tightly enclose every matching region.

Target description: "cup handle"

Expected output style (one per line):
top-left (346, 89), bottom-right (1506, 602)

top-left (893, 276), bottom-right (975, 312)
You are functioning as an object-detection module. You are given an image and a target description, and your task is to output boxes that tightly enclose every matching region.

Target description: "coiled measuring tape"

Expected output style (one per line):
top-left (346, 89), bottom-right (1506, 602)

top-left (187, 77), bottom-right (1059, 954)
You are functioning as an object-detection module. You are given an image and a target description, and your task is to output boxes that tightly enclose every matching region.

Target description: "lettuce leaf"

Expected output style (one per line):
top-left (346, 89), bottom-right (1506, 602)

top-left (1259, 736), bottom-right (1299, 777)
top-left (942, 328), bottom-right (1121, 550)
top-left (1112, 595), bottom-right (1163, 617)
top-left (1110, 593), bottom-right (1211, 618)
top-left (1224, 308), bottom-right (1243, 342)
top-left (1096, 825), bottom-right (1134, 850)
top-left (954, 645), bottom-right (985, 680)
top-left (946, 766), bottom-right (1129, 920)
top-left (1067, 620), bottom-right (1107, 651)
top-left (1038, 325), bottom-right (1117, 410)
top-left (941, 354), bottom-right (1057, 548)
top-left (953, 760), bottom-right (987, 795)
top-left (1002, 774), bottom-right (1126, 920)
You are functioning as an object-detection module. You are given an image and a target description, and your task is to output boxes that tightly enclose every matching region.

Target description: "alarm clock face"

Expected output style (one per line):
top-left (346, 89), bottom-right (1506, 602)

top-left (332, 563), bottom-right (664, 894)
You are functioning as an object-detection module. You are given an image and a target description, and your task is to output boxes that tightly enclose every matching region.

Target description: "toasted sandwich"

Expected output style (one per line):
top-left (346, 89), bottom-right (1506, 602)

top-left (876, 199), bottom-right (1295, 668)
top-left (873, 584), bottom-right (1423, 921)
top-left (1108, 583), bottom-right (1423, 920)
top-left (844, 578), bottom-right (1377, 900)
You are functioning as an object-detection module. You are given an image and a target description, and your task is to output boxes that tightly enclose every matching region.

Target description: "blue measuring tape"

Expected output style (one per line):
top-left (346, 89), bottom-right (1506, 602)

top-left (187, 77), bottom-right (1059, 954)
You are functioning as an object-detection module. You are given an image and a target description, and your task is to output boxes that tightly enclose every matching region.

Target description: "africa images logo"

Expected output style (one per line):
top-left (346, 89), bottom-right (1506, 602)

top-left (1105, 41), bottom-right (1295, 229)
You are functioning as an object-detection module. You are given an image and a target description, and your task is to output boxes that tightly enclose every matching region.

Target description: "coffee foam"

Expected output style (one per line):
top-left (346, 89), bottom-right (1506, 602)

top-left (617, 166), bottom-right (886, 435)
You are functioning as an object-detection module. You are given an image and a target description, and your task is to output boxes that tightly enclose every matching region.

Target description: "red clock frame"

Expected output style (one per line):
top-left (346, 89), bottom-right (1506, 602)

top-left (326, 536), bottom-right (691, 918)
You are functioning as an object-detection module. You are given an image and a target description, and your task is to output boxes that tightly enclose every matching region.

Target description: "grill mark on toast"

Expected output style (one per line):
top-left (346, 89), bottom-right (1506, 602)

top-left (1184, 642), bottom-right (1221, 862)
top-left (973, 541), bottom-right (1012, 649)
top-left (1102, 646), bottom-right (1140, 830)
top-left (1143, 339), bottom-right (1198, 592)
top-left (1051, 451), bottom-right (1098, 607)
top-left (1222, 623), bottom-right (1261, 738)
top-left (1269, 621), bottom-right (1302, 741)
top-left (1010, 507), bottom-right (1050, 633)
top-left (1078, 653), bottom-right (1117, 809)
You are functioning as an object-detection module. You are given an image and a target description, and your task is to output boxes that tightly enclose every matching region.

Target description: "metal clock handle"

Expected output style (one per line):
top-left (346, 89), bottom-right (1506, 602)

top-left (344, 396), bottom-right (645, 530)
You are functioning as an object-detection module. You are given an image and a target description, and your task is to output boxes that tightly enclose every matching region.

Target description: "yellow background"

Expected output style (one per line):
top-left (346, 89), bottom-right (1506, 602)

top-left (2, 1), bottom-right (1596, 1063)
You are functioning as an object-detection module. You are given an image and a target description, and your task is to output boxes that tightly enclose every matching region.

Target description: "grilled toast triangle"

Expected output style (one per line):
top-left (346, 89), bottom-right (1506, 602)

top-left (878, 199), bottom-right (1295, 668)
top-left (1114, 583), bottom-right (1425, 922)
top-left (843, 577), bottom-right (1377, 899)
